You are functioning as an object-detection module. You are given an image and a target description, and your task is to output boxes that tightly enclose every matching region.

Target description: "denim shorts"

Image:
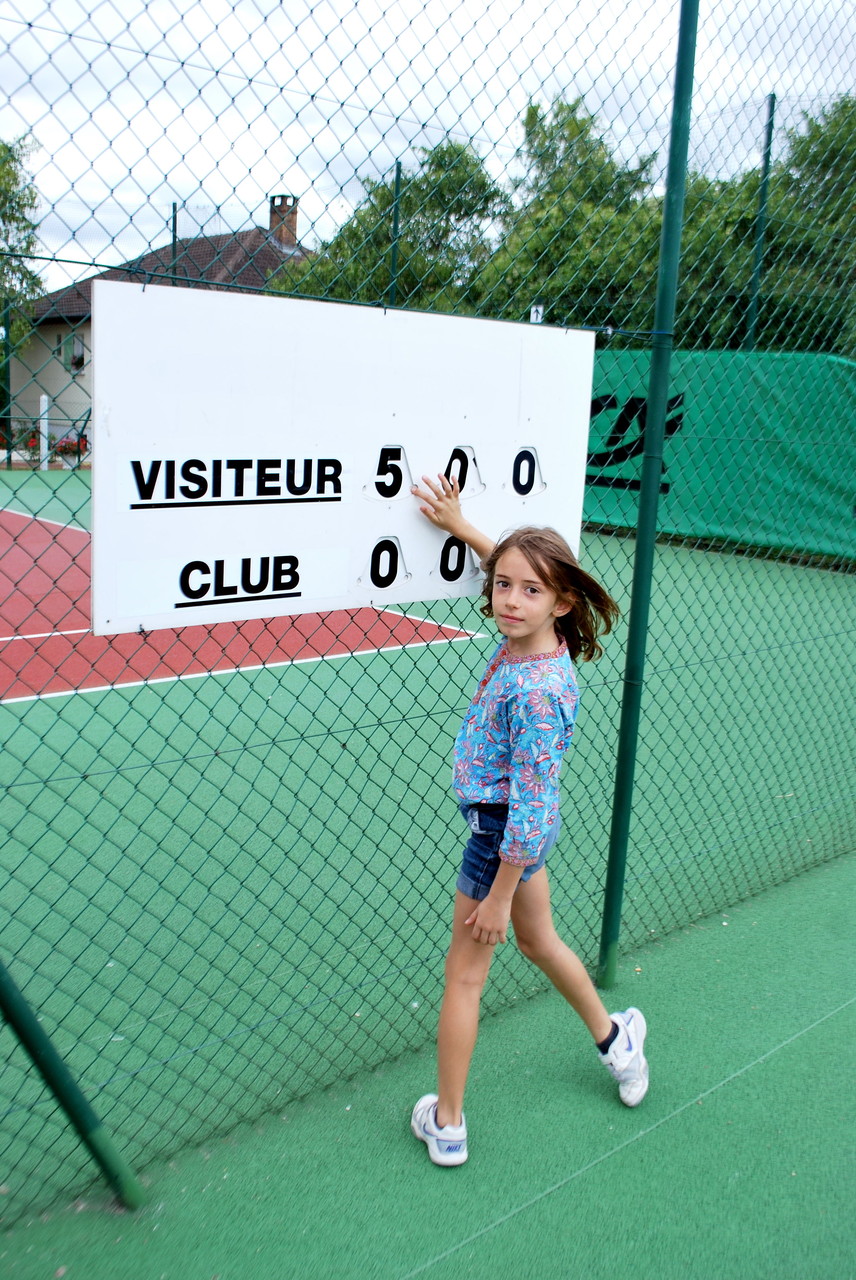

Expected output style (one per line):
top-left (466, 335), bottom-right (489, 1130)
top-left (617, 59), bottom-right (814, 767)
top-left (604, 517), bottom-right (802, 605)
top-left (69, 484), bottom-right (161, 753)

top-left (456, 802), bottom-right (560, 900)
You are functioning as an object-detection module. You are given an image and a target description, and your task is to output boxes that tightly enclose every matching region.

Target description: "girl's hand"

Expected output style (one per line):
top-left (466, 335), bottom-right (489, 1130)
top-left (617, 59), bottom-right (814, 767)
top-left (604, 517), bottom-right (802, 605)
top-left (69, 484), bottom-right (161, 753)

top-left (411, 473), bottom-right (464, 536)
top-left (465, 895), bottom-right (511, 946)
top-left (412, 472), bottom-right (495, 561)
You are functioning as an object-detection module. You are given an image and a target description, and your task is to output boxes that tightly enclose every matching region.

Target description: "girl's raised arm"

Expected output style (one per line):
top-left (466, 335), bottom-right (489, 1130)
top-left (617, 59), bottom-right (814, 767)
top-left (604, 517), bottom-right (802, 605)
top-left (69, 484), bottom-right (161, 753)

top-left (411, 474), bottom-right (495, 563)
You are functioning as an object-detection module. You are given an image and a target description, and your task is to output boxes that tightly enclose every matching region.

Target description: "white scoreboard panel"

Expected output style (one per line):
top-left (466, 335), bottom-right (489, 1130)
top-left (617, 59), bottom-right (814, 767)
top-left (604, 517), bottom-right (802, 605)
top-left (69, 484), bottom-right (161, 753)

top-left (91, 281), bottom-right (595, 635)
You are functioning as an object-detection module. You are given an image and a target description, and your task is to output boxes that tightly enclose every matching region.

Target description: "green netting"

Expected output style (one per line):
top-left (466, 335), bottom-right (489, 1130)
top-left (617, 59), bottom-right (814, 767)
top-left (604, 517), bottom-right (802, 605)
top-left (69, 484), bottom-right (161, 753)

top-left (1, 0), bottom-right (854, 1229)
top-left (588, 350), bottom-right (856, 560)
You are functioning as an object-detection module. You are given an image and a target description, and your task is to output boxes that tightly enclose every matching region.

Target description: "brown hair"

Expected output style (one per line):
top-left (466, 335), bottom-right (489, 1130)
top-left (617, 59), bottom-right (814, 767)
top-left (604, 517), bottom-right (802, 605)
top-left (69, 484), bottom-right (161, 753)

top-left (480, 526), bottom-right (620, 662)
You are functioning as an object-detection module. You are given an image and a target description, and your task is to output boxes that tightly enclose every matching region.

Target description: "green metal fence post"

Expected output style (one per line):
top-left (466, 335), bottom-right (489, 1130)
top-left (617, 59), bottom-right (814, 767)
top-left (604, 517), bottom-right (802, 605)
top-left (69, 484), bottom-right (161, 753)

top-left (171, 201), bottom-right (178, 285)
top-left (743, 91), bottom-right (776, 353)
top-left (388, 160), bottom-right (402, 308)
top-left (1, 298), bottom-right (11, 469)
top-left (597, 0), bottom-right (701, 988)
top-left (0, 958), bottom-right (146, 1209)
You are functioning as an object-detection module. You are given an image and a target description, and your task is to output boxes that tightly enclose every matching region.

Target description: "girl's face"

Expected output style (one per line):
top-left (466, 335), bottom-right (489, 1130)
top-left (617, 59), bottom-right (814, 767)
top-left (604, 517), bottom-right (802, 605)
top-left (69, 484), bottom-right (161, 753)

top-left (491, 547), bottom-right (570, 656)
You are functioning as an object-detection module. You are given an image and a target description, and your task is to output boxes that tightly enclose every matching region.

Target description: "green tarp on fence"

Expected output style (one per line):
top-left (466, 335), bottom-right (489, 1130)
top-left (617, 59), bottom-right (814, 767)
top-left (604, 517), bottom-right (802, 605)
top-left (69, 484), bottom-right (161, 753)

top-left (586, 350), bottom-right (856, 562)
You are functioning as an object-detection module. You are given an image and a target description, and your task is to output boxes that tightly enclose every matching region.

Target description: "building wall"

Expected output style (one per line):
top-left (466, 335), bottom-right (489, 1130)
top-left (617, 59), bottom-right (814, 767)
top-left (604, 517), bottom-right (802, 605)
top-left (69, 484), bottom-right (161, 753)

top-left (10, 320), bottom-right (93, 446)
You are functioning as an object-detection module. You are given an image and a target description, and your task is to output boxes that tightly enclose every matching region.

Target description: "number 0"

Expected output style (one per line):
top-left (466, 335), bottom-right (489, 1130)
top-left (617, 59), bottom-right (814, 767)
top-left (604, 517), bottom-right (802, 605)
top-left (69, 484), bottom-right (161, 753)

top-left (439, 537), bottom-right (467, 582)
top-left (512, 449), bottom-right (536, 495)
top-left (370, 539), bottom-right (399, 588)
top-left (444, 447), bottom-right (469, 492)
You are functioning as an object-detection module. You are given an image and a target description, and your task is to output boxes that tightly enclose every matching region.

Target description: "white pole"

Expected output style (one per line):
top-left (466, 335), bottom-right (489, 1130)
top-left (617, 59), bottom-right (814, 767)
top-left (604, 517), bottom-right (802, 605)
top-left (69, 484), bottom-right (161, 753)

top-left (39, 395), bottom-right (50, 471)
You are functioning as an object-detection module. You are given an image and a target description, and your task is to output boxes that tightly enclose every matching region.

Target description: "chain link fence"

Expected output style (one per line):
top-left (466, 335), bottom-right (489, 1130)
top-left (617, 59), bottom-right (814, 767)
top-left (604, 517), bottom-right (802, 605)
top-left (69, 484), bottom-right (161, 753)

top-left (1, 0), bottom-right (854, 1226)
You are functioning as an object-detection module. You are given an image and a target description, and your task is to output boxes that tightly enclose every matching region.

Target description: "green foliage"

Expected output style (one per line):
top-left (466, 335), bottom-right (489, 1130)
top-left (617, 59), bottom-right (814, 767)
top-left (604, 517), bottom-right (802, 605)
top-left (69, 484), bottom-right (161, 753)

top-left (0, 136), bottom-right (44, 340)
top-left (674, 172), bottom-right (757, 348)
top-left (519, 98), bottom-right (654, 209)
top-left (269, 141), bottom-right (507, 311)
top-left (472, 99), bottom-right (659, 331)
top-left (676, 98), bottom-right (855, 355)
top-left (784, 96), bottom-right (855, 222)
top-left (471, 195), bottom-right (661, 332)
top-left (774, 97), bottom-right (856, 358)
top-left (271, 95), bottom-right (854, 358)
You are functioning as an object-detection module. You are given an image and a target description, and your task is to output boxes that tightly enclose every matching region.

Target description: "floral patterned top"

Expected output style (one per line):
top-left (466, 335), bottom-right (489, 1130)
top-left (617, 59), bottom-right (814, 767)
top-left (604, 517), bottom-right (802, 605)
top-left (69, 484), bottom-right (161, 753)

top-left (453, 639), bottom-right (579, 866)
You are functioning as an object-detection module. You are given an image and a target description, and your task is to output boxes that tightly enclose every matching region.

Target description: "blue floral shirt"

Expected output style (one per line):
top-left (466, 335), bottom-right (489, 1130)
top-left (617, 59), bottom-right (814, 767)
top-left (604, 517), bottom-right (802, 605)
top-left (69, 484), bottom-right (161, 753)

top-left (453, 640), bottom-right (579, 866)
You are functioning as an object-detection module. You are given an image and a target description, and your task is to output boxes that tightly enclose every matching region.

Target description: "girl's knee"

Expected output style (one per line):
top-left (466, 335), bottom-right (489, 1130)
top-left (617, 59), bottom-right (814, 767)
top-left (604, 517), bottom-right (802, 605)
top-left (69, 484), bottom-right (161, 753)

top-left (443, 962), bottom-right (491, 1005)
top-left (515, 927), bottom-right (560, 968)
top-left (445, 941), bottom-right (493, 991)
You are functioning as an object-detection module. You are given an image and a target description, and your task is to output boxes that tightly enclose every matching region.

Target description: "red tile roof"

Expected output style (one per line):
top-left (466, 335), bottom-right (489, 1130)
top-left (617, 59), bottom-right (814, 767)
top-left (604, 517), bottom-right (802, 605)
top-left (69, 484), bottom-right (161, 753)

top-left (34, 228), bottom-right (306, 323)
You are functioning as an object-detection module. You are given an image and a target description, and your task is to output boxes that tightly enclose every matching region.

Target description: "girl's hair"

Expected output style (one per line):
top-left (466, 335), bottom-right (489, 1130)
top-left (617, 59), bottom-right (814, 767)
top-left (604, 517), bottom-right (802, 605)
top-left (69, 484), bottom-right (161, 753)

top-left (480, 526), bottom-right (620, 662)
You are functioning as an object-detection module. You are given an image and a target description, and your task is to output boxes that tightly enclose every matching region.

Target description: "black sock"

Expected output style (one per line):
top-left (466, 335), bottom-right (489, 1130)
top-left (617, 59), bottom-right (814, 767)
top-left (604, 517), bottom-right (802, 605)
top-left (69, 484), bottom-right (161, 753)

top-left (597, 1021), bottom-right (619, 1054)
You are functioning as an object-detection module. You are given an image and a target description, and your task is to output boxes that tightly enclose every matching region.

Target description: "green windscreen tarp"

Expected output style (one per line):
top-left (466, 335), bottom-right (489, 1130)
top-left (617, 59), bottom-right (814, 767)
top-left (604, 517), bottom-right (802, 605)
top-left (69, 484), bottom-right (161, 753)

top-left (585, 350), bottom-right (856, 561)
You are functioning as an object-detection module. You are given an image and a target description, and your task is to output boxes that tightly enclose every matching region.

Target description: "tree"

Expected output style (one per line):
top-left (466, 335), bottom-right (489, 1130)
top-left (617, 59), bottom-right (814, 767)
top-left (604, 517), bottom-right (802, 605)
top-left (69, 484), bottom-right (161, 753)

top-left (784, 95), bottom-right (855, 224)
top-left (1, 136), bottom-right (44, 336)
top-left (671, 171), bottom-right (759, 348)
top-left (774, 96), bottom-right (855, 357)
top-left (269, 141), bottom-right (507, 312)
top-left (471, 99), bottom-right (659, 333)
top-left (271, 96), bottom-right (854, 356)
top-left (1, 136), bottom-right (44, 449)
top-left (675, 97), bottom-right (855, 354)
top-left (519, 98), bottom-right (654, 209)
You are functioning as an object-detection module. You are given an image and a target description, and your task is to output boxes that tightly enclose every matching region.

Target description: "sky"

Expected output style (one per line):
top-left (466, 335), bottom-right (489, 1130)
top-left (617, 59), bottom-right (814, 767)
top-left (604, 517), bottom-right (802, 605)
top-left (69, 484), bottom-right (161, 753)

top-left (1, 0), bottom-right (853, 290)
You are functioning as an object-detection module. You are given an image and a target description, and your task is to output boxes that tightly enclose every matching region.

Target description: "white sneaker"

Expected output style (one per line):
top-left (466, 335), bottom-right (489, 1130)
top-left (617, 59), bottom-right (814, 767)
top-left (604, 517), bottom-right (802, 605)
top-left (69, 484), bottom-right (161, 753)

top-left (411, 1094), bottom-right (468, 1166)
top-left (600, 1007), bottom-right (649, 1106)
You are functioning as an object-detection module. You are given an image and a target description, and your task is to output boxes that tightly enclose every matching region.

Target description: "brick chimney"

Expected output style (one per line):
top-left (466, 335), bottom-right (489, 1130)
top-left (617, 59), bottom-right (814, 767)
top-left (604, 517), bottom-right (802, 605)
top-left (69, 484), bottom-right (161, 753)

top-left (269, 194), bottom-right (298, 247)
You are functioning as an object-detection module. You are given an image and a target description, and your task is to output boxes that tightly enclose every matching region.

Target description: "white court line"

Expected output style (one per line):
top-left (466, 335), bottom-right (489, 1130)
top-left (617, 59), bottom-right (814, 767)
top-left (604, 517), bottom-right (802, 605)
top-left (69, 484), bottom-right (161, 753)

top-left (1, 505), bottom-right (89, 643)
top-left (0, 514), bottom-right (483, 700)
top-left (1, 619), bottom-right (479, 645)
top-left (1, 628), bottom-right (89, 642)
top-left (399, 996), bottom-right (856, 1279)
top-left (1, 504), bottom-right (87, 533)
top-left (0, 632), bottom-right (477, 705)
top-left (389, 605), bottom-right (487, 639)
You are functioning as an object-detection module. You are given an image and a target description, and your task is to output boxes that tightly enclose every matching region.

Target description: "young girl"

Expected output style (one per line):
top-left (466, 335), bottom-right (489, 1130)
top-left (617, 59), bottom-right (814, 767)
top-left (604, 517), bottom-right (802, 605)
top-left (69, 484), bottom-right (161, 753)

top-left (409, 473), bottom-right (648, 1167)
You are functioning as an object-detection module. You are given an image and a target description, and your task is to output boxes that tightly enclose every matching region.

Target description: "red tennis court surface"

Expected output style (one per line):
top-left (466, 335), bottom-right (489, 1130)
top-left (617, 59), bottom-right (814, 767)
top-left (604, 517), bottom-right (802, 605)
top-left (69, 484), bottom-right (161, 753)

top-left (0, 509), bottom-right (474, 702)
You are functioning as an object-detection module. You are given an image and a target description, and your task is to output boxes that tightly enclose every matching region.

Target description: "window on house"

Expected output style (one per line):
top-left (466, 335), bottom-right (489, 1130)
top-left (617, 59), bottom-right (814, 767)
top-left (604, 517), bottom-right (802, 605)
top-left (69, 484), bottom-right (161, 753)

top-left (59, 332), bottom-right (85, 373)
top-left (70, 334), bottom-right (85, 372)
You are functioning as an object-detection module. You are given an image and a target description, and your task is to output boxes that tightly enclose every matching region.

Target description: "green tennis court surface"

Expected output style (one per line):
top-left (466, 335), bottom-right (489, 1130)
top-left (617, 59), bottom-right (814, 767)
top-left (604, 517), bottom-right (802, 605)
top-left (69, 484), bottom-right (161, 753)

top-left (2, 467), bottom-right (854, 1255)
top-left (3, 852), bottom-right (852, 1279)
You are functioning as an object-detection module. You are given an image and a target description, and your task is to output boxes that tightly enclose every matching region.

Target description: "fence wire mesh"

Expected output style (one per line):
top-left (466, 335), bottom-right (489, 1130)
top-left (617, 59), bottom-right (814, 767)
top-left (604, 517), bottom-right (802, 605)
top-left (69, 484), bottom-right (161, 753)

top-left (1, 0), bottom-right (854, 1226)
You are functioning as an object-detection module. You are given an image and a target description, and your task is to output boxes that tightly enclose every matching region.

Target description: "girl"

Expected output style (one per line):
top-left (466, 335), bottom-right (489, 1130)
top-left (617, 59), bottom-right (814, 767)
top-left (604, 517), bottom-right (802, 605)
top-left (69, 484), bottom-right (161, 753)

top-left (409, 473), bottom-right (648, 1167)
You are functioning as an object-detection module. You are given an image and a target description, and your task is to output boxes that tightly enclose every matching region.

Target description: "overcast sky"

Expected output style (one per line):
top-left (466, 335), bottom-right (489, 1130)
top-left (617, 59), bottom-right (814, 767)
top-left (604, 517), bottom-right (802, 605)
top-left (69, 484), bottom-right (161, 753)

top-left (1, 0), bottom-right (852, 290)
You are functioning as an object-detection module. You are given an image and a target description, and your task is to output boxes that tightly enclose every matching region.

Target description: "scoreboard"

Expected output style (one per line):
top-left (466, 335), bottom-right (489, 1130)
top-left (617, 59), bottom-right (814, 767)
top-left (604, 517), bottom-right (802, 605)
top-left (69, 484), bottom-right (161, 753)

top-left (92, 282), bottom-right (594, 635)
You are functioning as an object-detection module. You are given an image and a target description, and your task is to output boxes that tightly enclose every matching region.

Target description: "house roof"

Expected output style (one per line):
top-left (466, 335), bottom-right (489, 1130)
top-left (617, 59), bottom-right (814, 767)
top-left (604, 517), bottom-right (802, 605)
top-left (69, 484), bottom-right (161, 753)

top-left (34, 227), bottom-right (305, 324)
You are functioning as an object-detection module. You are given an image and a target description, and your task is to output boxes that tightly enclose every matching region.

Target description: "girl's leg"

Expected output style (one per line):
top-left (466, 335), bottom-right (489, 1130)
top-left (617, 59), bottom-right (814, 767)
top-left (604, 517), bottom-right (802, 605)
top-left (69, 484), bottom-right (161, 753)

top-left (435, 889), bottom-right (496, 1128)
top-left (510, 867), bottom-right (613, 1043)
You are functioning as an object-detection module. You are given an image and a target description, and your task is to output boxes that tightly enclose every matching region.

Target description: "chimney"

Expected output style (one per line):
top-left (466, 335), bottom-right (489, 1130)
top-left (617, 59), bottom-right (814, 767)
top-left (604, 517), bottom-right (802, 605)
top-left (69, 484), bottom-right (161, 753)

top-left (269, 194), bottom-right (298, 247)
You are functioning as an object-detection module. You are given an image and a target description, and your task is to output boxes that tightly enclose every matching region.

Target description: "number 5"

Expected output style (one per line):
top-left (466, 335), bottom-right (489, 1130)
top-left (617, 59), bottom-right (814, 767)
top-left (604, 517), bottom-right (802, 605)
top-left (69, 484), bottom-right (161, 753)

top-left (375, 447), bottom-right (403, 497)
